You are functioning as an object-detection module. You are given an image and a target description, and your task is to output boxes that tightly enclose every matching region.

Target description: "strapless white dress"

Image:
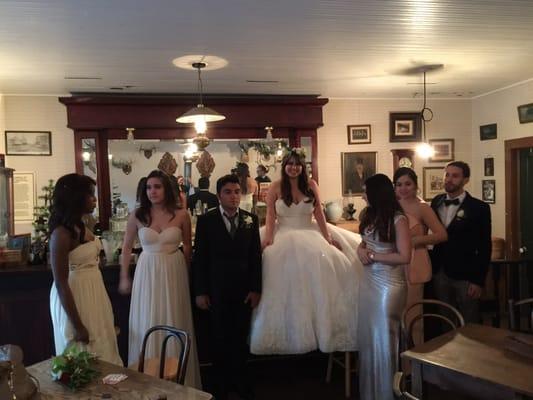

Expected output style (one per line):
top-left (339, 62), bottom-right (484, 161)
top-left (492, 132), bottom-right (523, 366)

top-left (250, 199), bottom-right (362, 354)
top-left (128, 226), bottom-right (201, 389)
top-left (50, 238), bottom-right (123, 365)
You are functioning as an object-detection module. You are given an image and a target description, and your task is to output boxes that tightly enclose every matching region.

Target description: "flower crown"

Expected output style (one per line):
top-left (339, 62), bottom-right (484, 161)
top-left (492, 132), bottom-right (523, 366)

top-left (287, 147), bottom-right (306, 158)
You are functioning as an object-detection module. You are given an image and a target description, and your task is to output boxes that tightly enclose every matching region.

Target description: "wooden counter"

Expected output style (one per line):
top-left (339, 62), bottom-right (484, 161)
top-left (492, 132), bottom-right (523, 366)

top-left (0, 262), bottom-right (211, 367)
top-left (0, 263), bottom-right (131, 365)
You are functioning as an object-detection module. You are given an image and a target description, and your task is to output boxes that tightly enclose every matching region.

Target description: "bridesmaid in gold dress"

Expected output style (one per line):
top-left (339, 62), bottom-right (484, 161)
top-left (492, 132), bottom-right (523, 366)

top-left (393, 167), bottom-right (447, 345)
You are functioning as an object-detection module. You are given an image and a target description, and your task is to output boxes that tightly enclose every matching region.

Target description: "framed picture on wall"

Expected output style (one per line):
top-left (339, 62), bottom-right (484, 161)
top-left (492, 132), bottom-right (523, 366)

top-left (479, 124), bottom-right (497, 141)
top-left (389, 112), bottom-right (422, 142)
top-left (347, 124), bottom-right (371, 144)
top-left (484, 157), bottom-right (494, 176)
top-left (482, 179), bottom-right (496, 203)
top-left (517, 103), bottom-right (533, 124)
top-left (5, 131), bottom-right (52, 156)
top-left (428, 139), bottom-right (454, 162)
top-left (341, 151), bottom-right (377, 196)
top-left (13, 172), bottom-right (36, 222)
top-left (423, 167), bottom-right (445, 201)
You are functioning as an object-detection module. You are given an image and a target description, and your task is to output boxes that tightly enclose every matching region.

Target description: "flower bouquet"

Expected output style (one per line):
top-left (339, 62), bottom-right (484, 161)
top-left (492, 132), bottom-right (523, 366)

top-left (51, 345), bottom-right (98, 390)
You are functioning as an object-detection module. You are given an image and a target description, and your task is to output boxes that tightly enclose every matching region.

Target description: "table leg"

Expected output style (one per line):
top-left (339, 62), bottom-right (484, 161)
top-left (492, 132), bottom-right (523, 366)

top-left (411, 361), bottom-right (424, 399)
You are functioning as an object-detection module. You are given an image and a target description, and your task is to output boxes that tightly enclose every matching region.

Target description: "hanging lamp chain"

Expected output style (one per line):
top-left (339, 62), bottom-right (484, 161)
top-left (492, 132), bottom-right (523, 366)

top-left (197, 65), bottom-right (204, 106)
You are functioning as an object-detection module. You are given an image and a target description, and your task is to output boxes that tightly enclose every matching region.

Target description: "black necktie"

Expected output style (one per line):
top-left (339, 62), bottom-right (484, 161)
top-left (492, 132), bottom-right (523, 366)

top-left (444, 198), bottom-right (460, 206)
top-left (224, 213), bottom-right (238, 238)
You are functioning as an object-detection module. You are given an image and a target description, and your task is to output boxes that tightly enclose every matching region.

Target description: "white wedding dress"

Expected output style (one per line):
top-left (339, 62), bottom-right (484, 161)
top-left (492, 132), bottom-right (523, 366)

top-left (250, 199), bottom-right (362, 354)
top-left (50, 238), bottom-right (123, 365)
top-left (128, 226), bottom-right (201, 389)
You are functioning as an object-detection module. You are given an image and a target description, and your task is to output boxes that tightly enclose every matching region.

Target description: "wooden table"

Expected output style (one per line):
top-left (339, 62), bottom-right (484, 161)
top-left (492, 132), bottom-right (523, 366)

top-left (401, 324), bottom-right (533, 399)
top-left (28, 359), bottom-right (212, 399)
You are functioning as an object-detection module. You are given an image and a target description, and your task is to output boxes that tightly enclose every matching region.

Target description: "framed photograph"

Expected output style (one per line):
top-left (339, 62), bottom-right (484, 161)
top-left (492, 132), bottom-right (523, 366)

top-left (13, 172), bottom-right (36, 222)
top-left (517, 103), bottom-right (533, 124)
top-left (484, 157), bottom-right (494, 176)
top-left (479, 124), bottom-right (497, 141)
top-left (389, 112), bottom-right (422, 142)
top-left (4, 131), bottom-right (52, 156)
top-left (7, 233), bottom-right (31, 264)
top-left (341, 151), bottom-right (377, 196)
top-left (347, 124), bottom-right (371, 144)
top-left (423, 167), bottom-right (445, 201)
top-left (482, 179), bottom-right (496, 204)
top-left (428, 139), bottom-right (454, 162)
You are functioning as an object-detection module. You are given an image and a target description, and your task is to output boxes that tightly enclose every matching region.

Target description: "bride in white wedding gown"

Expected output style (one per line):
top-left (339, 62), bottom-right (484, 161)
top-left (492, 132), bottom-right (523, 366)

top-left (250, 150), bottom-right (362, 355)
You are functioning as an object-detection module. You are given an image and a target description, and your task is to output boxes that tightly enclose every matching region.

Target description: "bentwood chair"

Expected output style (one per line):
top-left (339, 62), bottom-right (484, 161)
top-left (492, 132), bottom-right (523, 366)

top-left (130, 325), bottom-right (190, 385)
top-left (393, 299), bottom-right (465, 399)
top-left (508, 298), bottom-right (533, 332)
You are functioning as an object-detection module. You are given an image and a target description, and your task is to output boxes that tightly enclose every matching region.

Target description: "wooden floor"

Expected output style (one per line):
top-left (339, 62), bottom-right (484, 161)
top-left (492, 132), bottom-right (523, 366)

top-left (200, 352), bottom-right (481, 400)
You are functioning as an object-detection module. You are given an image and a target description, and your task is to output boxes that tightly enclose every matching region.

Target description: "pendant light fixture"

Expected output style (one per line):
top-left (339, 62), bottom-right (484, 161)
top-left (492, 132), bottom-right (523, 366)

top-left (414, 64), bottom-right (443, 159)
top-left (176, 62), bottom-right (225, 150)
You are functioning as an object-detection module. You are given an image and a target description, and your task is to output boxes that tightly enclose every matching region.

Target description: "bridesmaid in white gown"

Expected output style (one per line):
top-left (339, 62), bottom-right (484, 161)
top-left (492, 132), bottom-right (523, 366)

top-left (119, 170), bottom-right (201, 389)
top-left (49, 174), bottom-right (122, 365)
top-left (250, 149), bottom-right (362, 355)
top-left (356, 174), bottom-right (411, 400)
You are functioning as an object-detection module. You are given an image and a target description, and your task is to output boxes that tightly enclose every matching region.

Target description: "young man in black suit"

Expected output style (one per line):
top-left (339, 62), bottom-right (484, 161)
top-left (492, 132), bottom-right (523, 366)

top-left (193, 174), bottom-right (262, 400)
top-left (430, 161), bottom-right (492, 323)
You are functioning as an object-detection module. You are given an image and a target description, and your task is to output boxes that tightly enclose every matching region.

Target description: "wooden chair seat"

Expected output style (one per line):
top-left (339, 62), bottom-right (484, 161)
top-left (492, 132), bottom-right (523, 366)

top-left (130, 357), bottom-right (180, 380)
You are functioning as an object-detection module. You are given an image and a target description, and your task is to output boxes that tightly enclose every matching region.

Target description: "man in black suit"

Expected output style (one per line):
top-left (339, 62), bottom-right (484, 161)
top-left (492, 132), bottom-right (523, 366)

top-left (187, 177), bottom-right (219, 214)
top-left (430, 161), bottom-right (492, 323)
top-left (193, 174), bottom-right (262, 400)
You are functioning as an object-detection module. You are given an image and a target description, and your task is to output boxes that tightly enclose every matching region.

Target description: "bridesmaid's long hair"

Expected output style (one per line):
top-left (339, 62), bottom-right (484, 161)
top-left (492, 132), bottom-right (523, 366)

top-left (234, 162), bottom-right (251, 195)
top-left (49, 173), bottom-right (96, 243)
top-left (135, 170), bottom-right (177, 226)
top-left (280, 150), bottom-right (315, 207)
top-left (359, 173), bottom-right (403, 243)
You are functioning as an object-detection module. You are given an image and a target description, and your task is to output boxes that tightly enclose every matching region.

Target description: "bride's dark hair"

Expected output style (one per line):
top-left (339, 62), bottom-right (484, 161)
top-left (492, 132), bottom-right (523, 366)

top-left (359, 173), bottom-right (403, 242)
top-left (280, 150), bottom-right (315, 207)
top-left (48, 173), bottom-right (96, 243)
top-left (135, 170), bottom-right (177, 226)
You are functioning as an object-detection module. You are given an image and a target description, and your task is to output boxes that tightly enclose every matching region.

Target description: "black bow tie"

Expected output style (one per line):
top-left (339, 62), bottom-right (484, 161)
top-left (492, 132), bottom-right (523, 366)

top-left (444, 198), bottom-right (460, 206)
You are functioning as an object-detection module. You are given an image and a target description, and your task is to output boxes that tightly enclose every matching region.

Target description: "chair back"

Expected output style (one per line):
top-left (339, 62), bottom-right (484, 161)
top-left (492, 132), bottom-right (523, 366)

top-left (394, 300), bottom-right (464, 399)
top-left (137, 325), bottom-right (190, 385)
top-left (401, 299), bottom-right (465, 350)
top-left (508, 298), bottom-right (533, 332)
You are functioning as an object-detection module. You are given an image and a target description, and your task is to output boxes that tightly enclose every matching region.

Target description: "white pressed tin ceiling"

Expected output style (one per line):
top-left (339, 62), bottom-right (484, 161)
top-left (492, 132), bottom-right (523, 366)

top-left (0, 0), bottom-right (532, 98)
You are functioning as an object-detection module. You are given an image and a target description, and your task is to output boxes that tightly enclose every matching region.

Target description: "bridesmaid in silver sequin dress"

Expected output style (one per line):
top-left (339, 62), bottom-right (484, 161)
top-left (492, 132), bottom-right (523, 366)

top-left (356, 174), bottom-right (411, 400)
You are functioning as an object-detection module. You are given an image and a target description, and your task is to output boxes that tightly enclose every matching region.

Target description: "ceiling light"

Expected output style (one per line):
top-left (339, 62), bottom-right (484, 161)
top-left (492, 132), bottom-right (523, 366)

top-left (176, 62), bottom-right (225, 145)
top-left (414, 64), bottom-right (443, 159)
top-left (126, 127), bottom-right (135, 143)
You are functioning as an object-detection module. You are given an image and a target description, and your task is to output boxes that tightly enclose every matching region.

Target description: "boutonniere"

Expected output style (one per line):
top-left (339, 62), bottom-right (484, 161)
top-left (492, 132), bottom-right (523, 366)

top-left (242, 215), bottom-right (254, 228)
top-left (456, 209), bottom-right (466, 219)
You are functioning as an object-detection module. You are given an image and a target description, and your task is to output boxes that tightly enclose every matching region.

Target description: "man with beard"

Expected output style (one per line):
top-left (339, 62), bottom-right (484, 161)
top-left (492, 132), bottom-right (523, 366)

top-left (430, 161), bottom-right (492, 323)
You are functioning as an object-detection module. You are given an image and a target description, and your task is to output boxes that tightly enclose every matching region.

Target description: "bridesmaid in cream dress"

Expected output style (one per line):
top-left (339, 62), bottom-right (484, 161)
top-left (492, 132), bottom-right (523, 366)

top-left (49, 174), bottom-right (122, 365)
top-left (393, 167), bottom-right (447, 345)
top-left (119, 170), bottom-right (201, 389)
